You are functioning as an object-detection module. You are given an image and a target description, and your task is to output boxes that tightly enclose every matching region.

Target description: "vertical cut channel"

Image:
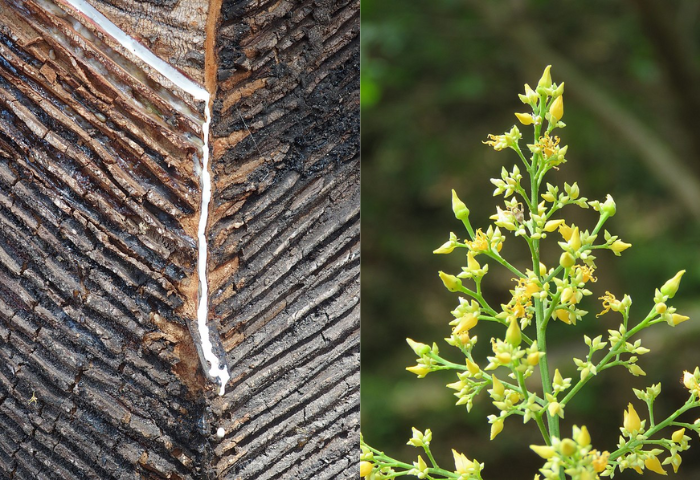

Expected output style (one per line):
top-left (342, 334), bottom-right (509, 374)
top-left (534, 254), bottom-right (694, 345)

top-left (60, 0), bottom-right (230, 395)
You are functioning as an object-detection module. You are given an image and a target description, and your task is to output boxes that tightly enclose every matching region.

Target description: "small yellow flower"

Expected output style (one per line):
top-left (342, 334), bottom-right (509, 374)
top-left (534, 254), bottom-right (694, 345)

top-left (671, 313), bottom-right (690, 326)
top-left (560, 438), bottom-right (577, 457)
top-left (439, 271), bottom-right (462, 292)
top-left (623, 403), bottom-right (642, 434)
top-left (506, 317), bottom-right (522, 346)
top-left (555, 308), bottom-right (573, 325)
top-left (644, 455), bottom-right (667, 475)
top-left (538, 65), bottom-right (552, 89)
top-left (452, 189), bottom-right (470, 221)
top-left (672, 428), bottom-right (686, 443)
top-left (530, 445), bottom-right (555, 459)
top-left (452, 314), bottom-right (478, 335)
top-left (590, 450), bottom-right (610, 473)
top-left (452, 449), bottom-right (476, 474)
top-left (660, 270), bottom-right (685, 298)
top-left (610, 239), bottom-right (632, 255)
top-left (550, 95), bottom-right (564, 121)
top-left (597, 291), bottom-right (620, 317)
top-left (559, 252), bottom-right (575, 269)
top-left (490, 375), bottom-right (505, 398)
top-left (575, 425), bottom-right (591, 447)
top-left (544, 219), bottom-right (564, 232)
top-left (558, 223), bottom-right (573, 241)
top-left (568, 226), bottom-right (581, 250)
top-left (406, 365), bottom-right (430, 378)
top-left (515, 112), bottom-right (534, 125)
top-left (490, 417), bottom-right (504, 440)
top-left (360, 461), bottom-right (373, 477)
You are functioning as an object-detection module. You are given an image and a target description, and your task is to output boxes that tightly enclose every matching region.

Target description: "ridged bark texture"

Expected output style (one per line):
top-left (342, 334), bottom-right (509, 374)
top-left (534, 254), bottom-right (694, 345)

top-left (0, 0), bottom-right (358, 477)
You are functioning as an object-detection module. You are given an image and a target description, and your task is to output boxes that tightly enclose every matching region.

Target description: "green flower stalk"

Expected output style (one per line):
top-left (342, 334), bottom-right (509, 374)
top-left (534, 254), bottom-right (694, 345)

top-left (361, 66), bottom-right (700, 480)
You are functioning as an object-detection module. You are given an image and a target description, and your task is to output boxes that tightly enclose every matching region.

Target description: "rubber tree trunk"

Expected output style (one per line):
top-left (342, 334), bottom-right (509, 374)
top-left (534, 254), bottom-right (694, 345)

top-left (0, 0), bottom-right (359, 477)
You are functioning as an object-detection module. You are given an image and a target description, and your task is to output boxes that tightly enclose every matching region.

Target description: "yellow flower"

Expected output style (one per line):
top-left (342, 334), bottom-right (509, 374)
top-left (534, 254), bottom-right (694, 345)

top-left (558, 223), bottom-right (573, 241)
top-left (452, 449), bottom-right (476, 474)
top-left (644, 455), bottom-right (667, 475)
top-left (506, 317), bottom-right (522, 346)
top-left (489, 417), bottom-right (504, 440)
top-left (360, 461), bottom-right (373, 477)
top-left (550, 95), bottom-right (564, 121)
top-left (560, 438), bottom-right (577, 457)
top-left (515, 112), bottom-right (534, 125)
top-left (452, 314), bottom-right (478, 335)
top-left (406, 365), bottom-right (430, 378)
top-left (590, 450), bottom-right (610, 473)
top-left (439, 271), bottom-right (462, 292)
top-left (660, 270), bottom-right (685, 298)
top-left (672, 428), bottom-right (685, 443)
top-left (568, 226), bottom-right (581, 250)
top-left (452, 189), bottom-right (470, 221)
top-left (544, 219), bottom-right (565, 232)
top-left (597, 291), bottom-right (620, 317)
top-left (530, 445), bottom-right (555, 459)
top-left (671, 314), bottom-right (690, 326)
top-left (610, 239), bottom-right (632, 255)
top-left (538, 65), bottom-right (552, 89)
top-left (575, 425), bottom-right (591, 447)
top-left (623, 403), bottom-right (642, 434)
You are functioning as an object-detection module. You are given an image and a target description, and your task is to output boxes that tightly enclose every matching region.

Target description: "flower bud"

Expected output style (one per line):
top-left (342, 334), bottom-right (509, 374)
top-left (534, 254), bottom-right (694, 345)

top-left (467, 252), bottom-right (481, 272)
top-left (568, 226), bottom-right (581, 250)
top-left (527, 352), bottom-right (542, 366)
top-left (515, 112), bottom-right (534, 125)
top-left (550, 95), bottom-right (564, 121)
top-left (560, 252), bottom-right (575, 268)
top-left (655, 302), bottom-right (667, 314)
top-left (406, 338), bottom-right (431, 356)
top-left (406, 365), bottom-right (430, 378)
top-left (544, 219), bottom-right (564, 232)
top-left (610, 240), bottom-right (632, 254)
top-left (360, 461), bottom-right (373, 477)
top-left (506, 317), bottom-right (522, 346)
top-left (530, 445), bottom-right (555, 459)
top-left (466, 358), bottom-right (480, 376)
top-left (490, 375), bottom-right (505, 398)
top-left (490, 417), bottom-right (504, 440)
top-left (560, 438), bottom-right (577, 457)
top-left (452, 189), bottom-right (470, 221)
top-left (672, 428), bottom-right (686, 443)
top-left (537, 65), bottom-right (552, 89)
top-left (556, 309), bottom-right (572, 324)
top-left (601, 194), bottom-right (616, 217)
top-left (561, 287), bottom-right (574, 303)
top-left (671, 314), bottom-right (689, 326)
top-left (660, 270), bottom-right (685, 299)
top-left (644, 456), bottom-right (667, 476)
top-left (439, 271), bottom-right (462, 292)
top-left (623, 403), bottom-right (642, 433)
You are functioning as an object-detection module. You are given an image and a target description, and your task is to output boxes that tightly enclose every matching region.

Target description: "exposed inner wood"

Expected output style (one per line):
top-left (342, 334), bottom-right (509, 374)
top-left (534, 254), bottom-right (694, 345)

top-left (82, 0), bottom-right (210, 85)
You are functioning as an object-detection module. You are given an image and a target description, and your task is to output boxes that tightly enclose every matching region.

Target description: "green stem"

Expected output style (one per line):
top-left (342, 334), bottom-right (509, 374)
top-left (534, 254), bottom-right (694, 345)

top-left (485, 250), bottom-right (526, 278)
top-left (609, 397), bottom-right (700, 460)
top-left (560, 308), bottom-right (657, 407)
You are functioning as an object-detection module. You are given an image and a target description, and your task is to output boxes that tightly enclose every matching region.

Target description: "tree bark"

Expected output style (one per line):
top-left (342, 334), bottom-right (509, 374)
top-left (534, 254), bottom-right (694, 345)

top-left (0, 0), bottom-right (358, 477)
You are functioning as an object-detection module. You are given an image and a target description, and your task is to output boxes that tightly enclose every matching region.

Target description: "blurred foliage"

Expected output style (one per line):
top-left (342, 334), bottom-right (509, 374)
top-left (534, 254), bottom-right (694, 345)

top-left (361, 0), bottom-right (700, 478)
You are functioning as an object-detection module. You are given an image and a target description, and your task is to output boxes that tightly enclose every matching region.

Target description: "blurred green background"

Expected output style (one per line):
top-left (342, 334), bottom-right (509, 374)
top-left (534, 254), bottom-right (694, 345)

top-left (361, 0), bottom-right (700, 478)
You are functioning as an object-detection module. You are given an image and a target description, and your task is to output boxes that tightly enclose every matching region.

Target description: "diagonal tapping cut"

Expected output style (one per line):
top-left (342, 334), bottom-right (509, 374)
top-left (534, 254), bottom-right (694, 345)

top-left (59, 0), bottom-right (230, 395)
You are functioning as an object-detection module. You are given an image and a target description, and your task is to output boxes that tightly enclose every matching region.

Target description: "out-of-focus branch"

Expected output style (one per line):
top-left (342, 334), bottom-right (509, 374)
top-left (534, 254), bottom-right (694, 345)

top-left (471, 0), bottom-right (700, 220)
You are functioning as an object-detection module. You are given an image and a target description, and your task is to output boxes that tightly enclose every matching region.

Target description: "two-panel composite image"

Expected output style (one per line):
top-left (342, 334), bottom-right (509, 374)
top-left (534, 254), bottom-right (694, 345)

top-left (2, 0), bottom-right (700, 478)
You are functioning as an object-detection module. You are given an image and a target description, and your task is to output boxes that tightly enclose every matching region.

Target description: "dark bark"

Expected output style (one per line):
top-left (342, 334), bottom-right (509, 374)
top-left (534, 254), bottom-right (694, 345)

top-left (0, 0), bottom-right (359, 477)
top-left (209, 0), bottom-right (360, 477)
